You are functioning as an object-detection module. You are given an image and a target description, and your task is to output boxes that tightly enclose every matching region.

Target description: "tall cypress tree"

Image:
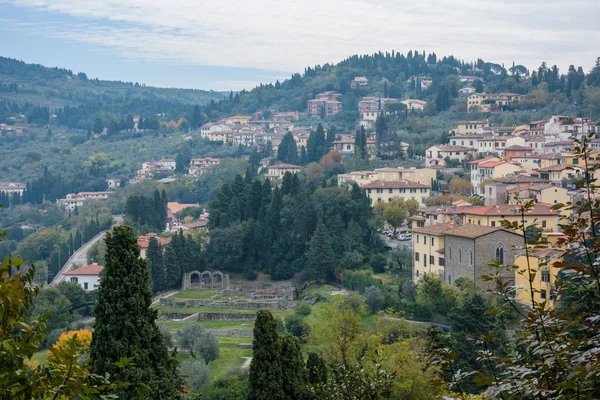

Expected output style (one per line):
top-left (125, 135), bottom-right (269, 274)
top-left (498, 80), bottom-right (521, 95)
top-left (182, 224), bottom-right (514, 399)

top-left (249, 310), bottom-right (284, 400)
top-left (280, 333), bottom-right (308, 399)
top-left (307, 353), bottom-right (327, 385)
top-left (90, 226), bottom-right (182, 399)
top-left (147, 237), bottom-right (165, 293)
top-left (306, 218), bottom-right (336, 283)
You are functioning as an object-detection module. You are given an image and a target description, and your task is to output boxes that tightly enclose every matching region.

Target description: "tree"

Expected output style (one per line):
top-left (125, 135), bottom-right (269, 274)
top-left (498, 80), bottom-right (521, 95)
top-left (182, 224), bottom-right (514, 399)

top-left (178, 324), bottom-right (220, 363)
top-left (249, 310), bottom-right (284, 400)
top-left (306, 218), bottom-right (336, 282)
top-left (179, 359), bottom-right (212, 390)
top-left (277, 132), bottom-right (299, 164)
top-left (90, 226), bottom-right (182, 399)
top-left (30, 286), bottom-right (77, 334)
top-left (382, 204), bottom-right (406, 233)
top-left (92, 117), bottom-right (104, 134)
top-left (375, 112), bottom-right (388, 155)
top-left (448, 177), bottom-right (473, 196)
top-left (307, 353), bottom-right (327, 385)
top-left (280, 333), bottom-right (308, 400)
top-left (435, 84), bottom-right (451, 111)
top-left (147, 237), bottom-right (165, 292)
top-left (364, 285), bottom-right (385, 313)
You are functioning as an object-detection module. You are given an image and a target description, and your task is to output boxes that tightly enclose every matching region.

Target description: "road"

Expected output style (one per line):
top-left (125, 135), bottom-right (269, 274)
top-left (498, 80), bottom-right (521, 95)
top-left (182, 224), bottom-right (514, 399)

top-left (380, 234), bottom-right (412, 249)
top-left (50, 215), bottom-right (123, 285)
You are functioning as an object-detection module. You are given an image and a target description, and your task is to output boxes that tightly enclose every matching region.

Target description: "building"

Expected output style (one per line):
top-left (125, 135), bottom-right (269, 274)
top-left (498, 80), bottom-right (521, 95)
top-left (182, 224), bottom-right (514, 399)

top-left (536, 165), bottom-right (582, 186)
top-left (450, 120), bottom-right (489, 135)
top-left (63, 263), bottom-right (103, 291)
top-left (350, 76), bottom-right (369, 88)
top-left (358, 97), bottom-right (401, 113)
top-left (267, 164), bottom-right (302, 181)
top-left (449, 134), bottom-right (483, 149)
top-left (425, 145), bottom-right (477, 167)
top-left (505, 184), bottom-right (569, 206)
top-left (457, 203), bottom-right (560, 232)
top-left (400, 99), bottom-right (427, 111)
top-left (412, 223), bottom-right (453, 282)
top-left (57, 191), bottom-right (112, 210)
top-left (509, 153), bottom-right (561, 171)
top-left (466, 93), bottom-right (523, 112)
top-left (167, 202), bottom-right (201, 224)
top-left (513, 248), bottom-right (564, 307)
top-left (189, 157), bottom-right (220, 176)
top-left (337, 167), bottom-right (436, 187)
top-left (360, 180), bottom-right (431, 204)
top-left (308, 92), bottom-right (343, 117)
top-left (543, 140), bottom-right (574, 154)
top-left (443, 224), bottom-right (523, 289)
top-left (470, 158), bottom-right (521, 194)
top-left (138, 233), bottom-right (172, 259)
top-left (337, 171), bottom-right (379, 186)
top-left (0, 182), bottom-right (26, 196)
top-left (200, 123), bottom-right (227, 138)
top-left (458, 86), bottom-right (476, 95)
top-left (483, 175), bottom-right (550, 205)
top-left (503, 145), bottom-right (533, 161)
top-left (332, 136), bottom-right (355, 158)
top-left (106, 179), bottom-right (121, 190)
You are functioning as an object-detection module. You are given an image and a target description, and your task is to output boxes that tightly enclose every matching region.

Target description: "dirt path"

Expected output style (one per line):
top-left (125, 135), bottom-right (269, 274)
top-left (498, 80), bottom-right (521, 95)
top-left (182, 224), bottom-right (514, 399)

top-left (241, 357), bottom-right (252, 369)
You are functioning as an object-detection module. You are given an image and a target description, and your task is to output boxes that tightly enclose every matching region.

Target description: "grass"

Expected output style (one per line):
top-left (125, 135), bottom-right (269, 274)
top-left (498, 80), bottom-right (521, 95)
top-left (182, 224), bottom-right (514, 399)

top-left (212, 337), bottom-right (253, 379)
top-left (171, 290), bottom-right (218, 300)
top-left (159, 320), bottom-right (254, 331)
top-left (30, 350), bottom-right (47, 365)
top-left (155, 306), bottom-right (257, 315)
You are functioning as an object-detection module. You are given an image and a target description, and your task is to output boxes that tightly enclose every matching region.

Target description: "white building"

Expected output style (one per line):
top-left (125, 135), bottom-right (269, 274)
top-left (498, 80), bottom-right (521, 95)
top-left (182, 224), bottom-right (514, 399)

top-left (400, 99), bottom-right (427, 111)
top-left (57, 191), bottom-right (112, 210)
top-left (63, 263), bottom-right (103, 291)
top-left (0, 182), bottom-right (26, 196)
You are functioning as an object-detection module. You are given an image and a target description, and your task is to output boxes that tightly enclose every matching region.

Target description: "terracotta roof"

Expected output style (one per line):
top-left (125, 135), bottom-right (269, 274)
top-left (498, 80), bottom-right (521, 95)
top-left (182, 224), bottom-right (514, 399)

top-left (469, 156), bottom-right (501, 165)
top-left (431, 145), bottom-right (477, 152)
top-left (537, 165), bottom-right (574, 172)
top-left (479, 160), bottom-right (512, 168)
top-left (138, 236), bottom-right (172, 249)
top-left (445, 224), bottom-right (516, 239)
top-left (459, 203), bottom-right (558, 216)
top-left (500, 174), bottom-right (547, 184)
top-left (269, 164), bottom-right (302, 169)
top-left (504, 145), bottom-right (531, 151)
top-left (413, 222), bottom-right (454, 235)
top-left (361, 180), bottom-right (431, 189)
top-left (64, 263), bottom-right (103, 275)
top-left (167, 202), bottom-right (201, 214)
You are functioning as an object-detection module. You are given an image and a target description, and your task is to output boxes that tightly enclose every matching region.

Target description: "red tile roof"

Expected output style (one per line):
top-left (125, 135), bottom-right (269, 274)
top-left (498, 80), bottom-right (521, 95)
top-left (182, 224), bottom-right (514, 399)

top-left (459, 203), bottom-right (558, 216)
top-left (64, 263), bottom-right (103, 275)
top-left (413, 222), bottom-right (454, 235)
top-left (469, 156), bottom-right (500, 165)
top-left (167, 202), bottom-right (201, 214)
top-left (269, 164), bottom-right (302, 169)
top-left (138, 236), bottom-right (172, 249)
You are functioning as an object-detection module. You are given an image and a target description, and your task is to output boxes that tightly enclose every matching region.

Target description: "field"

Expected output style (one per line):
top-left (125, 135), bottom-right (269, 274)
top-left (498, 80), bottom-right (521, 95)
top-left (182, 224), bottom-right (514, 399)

top-left (170, 290), bottom-right (218, 300)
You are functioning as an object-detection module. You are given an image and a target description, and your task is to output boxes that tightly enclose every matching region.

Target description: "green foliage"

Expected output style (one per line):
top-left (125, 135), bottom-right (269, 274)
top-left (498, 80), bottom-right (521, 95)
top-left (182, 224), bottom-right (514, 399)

top-left (30, 286), bottom-right (78, 336)
top-left (179, 358), bottom-right (213, 389)
top-left (364, 285), bottom-right (385, 313)
top-left (306, 353), bottom-right (327, 385)
top-left (178, 324), bottom-right (220, 363)
top-left (124, 189), bottom-right (168, 233)
top-left (307, 218), bottom-right (336, 282)
top-left (90, 225), bottom-right (183, 399)
top-left (249, 310), bottom-right (284, 400)
top-left (342, 270), bottom-right (383, 293)
top-left (277, 132), bottom-right (299, 165)
top-left (415, 274), bottom-right (460, 315)
top-left (280, 333), bottom-right (308, 399)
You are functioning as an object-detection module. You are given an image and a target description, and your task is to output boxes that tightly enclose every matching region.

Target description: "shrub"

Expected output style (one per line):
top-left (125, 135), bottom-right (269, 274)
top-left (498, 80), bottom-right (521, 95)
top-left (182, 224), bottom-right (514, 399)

top-left (364, 286), bottom-right (385, 313)
top-left (285, 314), bottom-right (309, 341)
top-left (179, 324), bottom-right (220, 363)
top-left (294, 303), bottom-right (312, 317)
top-left (179, 358), bottom-right (212, 389)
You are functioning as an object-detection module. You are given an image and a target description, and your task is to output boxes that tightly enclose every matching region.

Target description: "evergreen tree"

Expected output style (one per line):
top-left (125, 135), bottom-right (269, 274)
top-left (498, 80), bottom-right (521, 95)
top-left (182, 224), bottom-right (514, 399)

top-left (375, 112), bottom-right (388, 156)
top-left (326, 125), bottom-right (337, 147)
top-left (249, 310), bottom-right (284, 400)
top-left (300, 145), bottom-right (307, 165)
top-left (90, 226), bottom-right (182, 399)
top-left (307, 353), bottom-right (327, 385)
top-left (277, 132), bottom-right (298, 164)
top-left (147, 237), bottom-right (165, 293)
top-left (164, 245), bottom-right (181, 289)
top-left (280, 334), bottom-right (308, 400)
top-left (306, 218), bottom-right (336, 282)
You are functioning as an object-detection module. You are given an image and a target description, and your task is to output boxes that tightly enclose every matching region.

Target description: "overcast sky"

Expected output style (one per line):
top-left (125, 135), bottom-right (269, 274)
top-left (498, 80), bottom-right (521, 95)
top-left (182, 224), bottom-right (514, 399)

top-left (1, 0), bottom-right (599, 90)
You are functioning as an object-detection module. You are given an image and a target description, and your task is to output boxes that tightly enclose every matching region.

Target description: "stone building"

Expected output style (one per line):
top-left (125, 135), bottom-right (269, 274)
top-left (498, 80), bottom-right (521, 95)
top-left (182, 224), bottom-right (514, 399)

top-left (443, 224), bottom-right (522, 290)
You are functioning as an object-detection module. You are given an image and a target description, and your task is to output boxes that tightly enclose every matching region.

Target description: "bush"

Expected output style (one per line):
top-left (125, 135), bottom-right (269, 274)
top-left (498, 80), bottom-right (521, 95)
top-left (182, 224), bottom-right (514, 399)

top-left (179, 324), bottom-right (220, 363)
top-left (364, 286), bottom-right (385, 313)
top-left (342, 270), bottom-right (383, 293)
top-left (285, 314), bottom-right (309, 341)
top-left (295, 303), bottom-right (312, 317)
top-left (180, 358), bottom-right (212, 389)
top-left (243, 267), bottom-right (257, 281)
top-left (369, 254), bottom-right (388, 274)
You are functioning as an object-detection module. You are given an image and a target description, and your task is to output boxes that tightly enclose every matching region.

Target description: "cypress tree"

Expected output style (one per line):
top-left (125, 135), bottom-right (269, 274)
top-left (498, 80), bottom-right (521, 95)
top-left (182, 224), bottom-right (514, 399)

top-left (307, 353), bottom-right (327, 385)
top-left (249, 310), bottom-right (284, 400)
top-left (147, 237), bottom-right (165, 293)
top-left (90, 226), bottom-right (182, 399)
top-left (280, 333), bottom-right (308, 400)
top-left (164, 245), bottom-right (181, 289)
top-left (306, 218), bottom-right (336, 283)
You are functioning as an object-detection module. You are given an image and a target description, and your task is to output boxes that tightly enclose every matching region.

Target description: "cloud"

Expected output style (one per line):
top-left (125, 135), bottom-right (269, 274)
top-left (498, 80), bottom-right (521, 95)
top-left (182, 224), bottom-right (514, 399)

top-left (3, 0), bottom-right (600, 74)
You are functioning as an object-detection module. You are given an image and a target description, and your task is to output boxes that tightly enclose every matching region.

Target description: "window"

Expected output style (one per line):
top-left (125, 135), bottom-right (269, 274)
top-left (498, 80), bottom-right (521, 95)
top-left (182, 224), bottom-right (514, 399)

top-left (469, 249), bottom-right (473, 265)
top-left (416, 270), bottom-right (420, 277)
top-left (70, 277), bottom-right (78, 283)
top-left (496, 245), bottom-right (505, 265)
top-left (389, 189), bottom-right (393, 194)
top-left (424, 236), bottom-right (427, 245)
top-left (550, 290), bottom-right (556, 301)
top-left (430, 255), bottom-right (434, 265)
top-left (417, 235), bottom-right (419, 244)
top-left (439, 257), bottom-right (444, 266)
top-left (368, 189), bottom-right (372, 194)
top-left (448, 275), bottom-right (452, 284)
top-left (542, 220), bottom-right (547, 228)
top-left (423, 257), bottom-right (426, 267)
top-left (449, 247), bottom-right (452, 260)
top-left (541, 289), bottom-right (547, 299)
top-left (431, 237), bottom-right (435, 246)
top-left (541, 272), bottom-right (550, 282)
top-left (84, 282), bottom-right (88, 290)
top-left (459, 248), bottom-right (462, 262)
top-left (415, 252), bottom-right (420, 261)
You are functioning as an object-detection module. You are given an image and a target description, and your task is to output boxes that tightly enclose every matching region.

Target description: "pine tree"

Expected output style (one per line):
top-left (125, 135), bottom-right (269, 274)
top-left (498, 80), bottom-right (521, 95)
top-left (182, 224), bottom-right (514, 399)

top-left (280, 333), bottom-right (308, 399)
top-left (147, 237), bottom-right (165, 293)
top-left (249, 310), bottom-right (284, 400)
top-left (306, 218), bottom-right (336, 282)
top-left (90, 226), bottom-right (182, 399)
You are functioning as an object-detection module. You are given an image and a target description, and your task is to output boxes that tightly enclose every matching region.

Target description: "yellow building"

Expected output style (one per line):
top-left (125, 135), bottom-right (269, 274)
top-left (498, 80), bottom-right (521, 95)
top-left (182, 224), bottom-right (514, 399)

top-left (536, 165), bottom-right (582, 184)
top-left (470, 159), bottom-right (521, 194)
top-left (458, 203), bottom-right (560, 232)
top-left (361, 180), bottom-right (431, 204)
top-left (412, 223), bottom-right (454, 282)
top-left (510, 154), bottom-right (561, 171)
top-left (506, 184), bottom-right (570, 206)
top-left (561, 149), bottom-right (600, 166)
top-left (514, 248), bottom-right (564, 307)
top-left (337, 167), bottom-right (436, 187)
top-left (267, 163), bottom-right (302, 181)
top-left (451, 120), bottom-right (489, 135)
top-left (466, 94), bottom-right (488, 111)
top-left (209, 131), bottom-right (227, 142)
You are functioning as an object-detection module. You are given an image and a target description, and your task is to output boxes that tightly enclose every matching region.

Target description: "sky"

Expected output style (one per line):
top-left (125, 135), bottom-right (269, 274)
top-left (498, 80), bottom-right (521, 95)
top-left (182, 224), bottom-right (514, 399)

top-left (1, 0), bottom-right (599, 91)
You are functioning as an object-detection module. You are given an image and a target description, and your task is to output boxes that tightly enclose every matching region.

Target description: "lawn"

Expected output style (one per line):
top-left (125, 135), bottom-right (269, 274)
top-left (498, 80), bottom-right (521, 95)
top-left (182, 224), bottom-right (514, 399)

top-left (155, 306), bottom-right (257, 315)
top-left (159, 320), bottom-right (254, 331)
top-left (171, 290), bottom-right (218, 300)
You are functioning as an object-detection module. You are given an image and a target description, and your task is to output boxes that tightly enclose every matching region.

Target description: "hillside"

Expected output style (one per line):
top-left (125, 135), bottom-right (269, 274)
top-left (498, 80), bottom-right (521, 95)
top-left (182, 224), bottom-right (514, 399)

top-left (0, 57), bottom-right (228, 108)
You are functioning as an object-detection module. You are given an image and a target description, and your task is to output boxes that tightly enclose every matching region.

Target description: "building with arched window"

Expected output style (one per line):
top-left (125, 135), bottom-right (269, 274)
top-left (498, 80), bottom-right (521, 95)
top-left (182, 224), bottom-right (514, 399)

top-left (443, 224), bottom-right (522, 290)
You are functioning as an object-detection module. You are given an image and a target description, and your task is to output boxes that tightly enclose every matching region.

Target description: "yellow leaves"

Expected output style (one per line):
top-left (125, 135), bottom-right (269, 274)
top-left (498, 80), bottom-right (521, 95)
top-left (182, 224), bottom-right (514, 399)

top-left (48, 329), bottom-right (92, 360)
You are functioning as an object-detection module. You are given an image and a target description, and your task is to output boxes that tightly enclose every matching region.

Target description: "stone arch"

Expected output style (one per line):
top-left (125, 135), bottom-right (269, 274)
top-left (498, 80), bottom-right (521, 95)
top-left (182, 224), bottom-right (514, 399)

top-left (212, 271), bottom-right (224, 289)
top-left (190, 271), bottom-right (201, 285)
top-left (201, 271), bottom-right (212, 288)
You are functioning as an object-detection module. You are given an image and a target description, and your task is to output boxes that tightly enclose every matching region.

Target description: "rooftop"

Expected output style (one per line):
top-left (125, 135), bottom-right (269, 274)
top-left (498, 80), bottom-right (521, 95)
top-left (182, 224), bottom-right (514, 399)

top-left (64, 263), bottom-right (103, 275)
top-left (168, 202), bottom-right (201, 214)
top-left (445, 224), bottom-right (517, 239)
top-left (361, 180), bottom-right (431, 190)
top-left (269, 163), bottom-right (302, 169)
top-left (413, 222), bottom-right (454, 235)
top-left (459, 203), bottom-right (559, 216)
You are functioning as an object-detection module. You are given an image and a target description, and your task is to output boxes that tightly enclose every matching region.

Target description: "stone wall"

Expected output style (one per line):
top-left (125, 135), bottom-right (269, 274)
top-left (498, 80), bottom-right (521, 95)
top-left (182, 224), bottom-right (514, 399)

top-left (208, 329), bottom-right (253, 337)
top-left (159, 297), bottom-right (282, 310)
top-left (197, 312), bottom-right (257, 321)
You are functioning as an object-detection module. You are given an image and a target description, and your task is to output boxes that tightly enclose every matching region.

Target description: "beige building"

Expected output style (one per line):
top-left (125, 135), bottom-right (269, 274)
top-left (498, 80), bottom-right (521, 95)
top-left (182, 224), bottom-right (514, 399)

top-left (267, 164), bottom-right (302, 181)
top-left (361, 180), bottom-right (431, 205)
top-left (400, 99), bottom-right (427, 111)
top-left (450, 120), bottom-right (489, 135)
top-left (425, 145), bottom-right (477, 167)
top-left (536, 165), bottom-right (582, 185)
top-left (506, 184), bottom-right (570, 206)
top-left (337, 167), bottom-right (436, 187)
top-left (412, 223), bottom-right (453, 282)
top-left (470, 159), bottom-right (521, 194)
top-left (458, 203), bottom-right (560, 232)
top-left (510, 153), bottom-right (562, 171)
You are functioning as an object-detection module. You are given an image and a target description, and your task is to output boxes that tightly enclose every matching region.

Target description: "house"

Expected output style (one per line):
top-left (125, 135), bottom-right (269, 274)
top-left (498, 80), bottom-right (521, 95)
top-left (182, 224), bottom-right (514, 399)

top-left (332, 136), bottom-right (356, 158)
top-left (467, 93), bottom-right (523, 112)
top-left (138, 233), bottom-right (172, 259)
top-left (509, 153), bottom-right (561, 171)
top-left (360, 180), bottom-right (431, 204)
top-left (189, 157), bottom-right (220, 176)
top-left (443, 224), bottom-right (523, 289)
top-left (200, 123), bottom-right (227, 138)
top-left (106, 179), bottom-right (121, 190)
top-left (520, 135), bottom-right (546, 154)
top-left (449, 120), bottom-right (489, 135)
top-left (513, 247), bottom-right (564, 307)
top-left (358, 97), bottom-right (400, 113)
top-left (449, 134), bottom-right (483, 149)
top-left (337, 171), bottom-right (379, 186)
top-left (459, 75), bottom-right (484, 84)
top-left (267, 164), bottom-right (302, 181)
top-left (425, 145), bottom-right (477, 167)
top-left (543, 140), bottom-right (574, 154)
top-left (503, 145), bottom-right (533, 161)
top-left (506, 184), bottom-right (569, 206)
top-left (412, 222), bottom-right (454, 282)
top-left (57, 191), bottom-right (112, 210)
top-left (0, 182), bottom-right (26, 196)
top-left (220, 115), bottom-right (252, 125)
top-left (167, 202), bottom-right (201, 224)
top-left (483, 175), bottom-right (549, 205)
top-left (338, 167), bottom-right (437, 188)
top-left (458, 86), bottom-right (476, 95)
top-left (413, 204), bottom-right (473, 227)
top-left (308, 92), bottom-right (343, 117)
top-left (63, 263), bottom-right (103, 291)
top-left (359, 110), bottom-right (380, 129)
top-left (544, 115), bottom-right (597, 140)
top-left (470, 159), bottom-right (521, 194)
top-left (400, 99), bottom-right (427, 111)
top-left (457, 203), bottom-right (560, 232)
top-left (350, 76), bottom-right (369, 88)
top-left (535, 165), bottom-right (582, 186)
